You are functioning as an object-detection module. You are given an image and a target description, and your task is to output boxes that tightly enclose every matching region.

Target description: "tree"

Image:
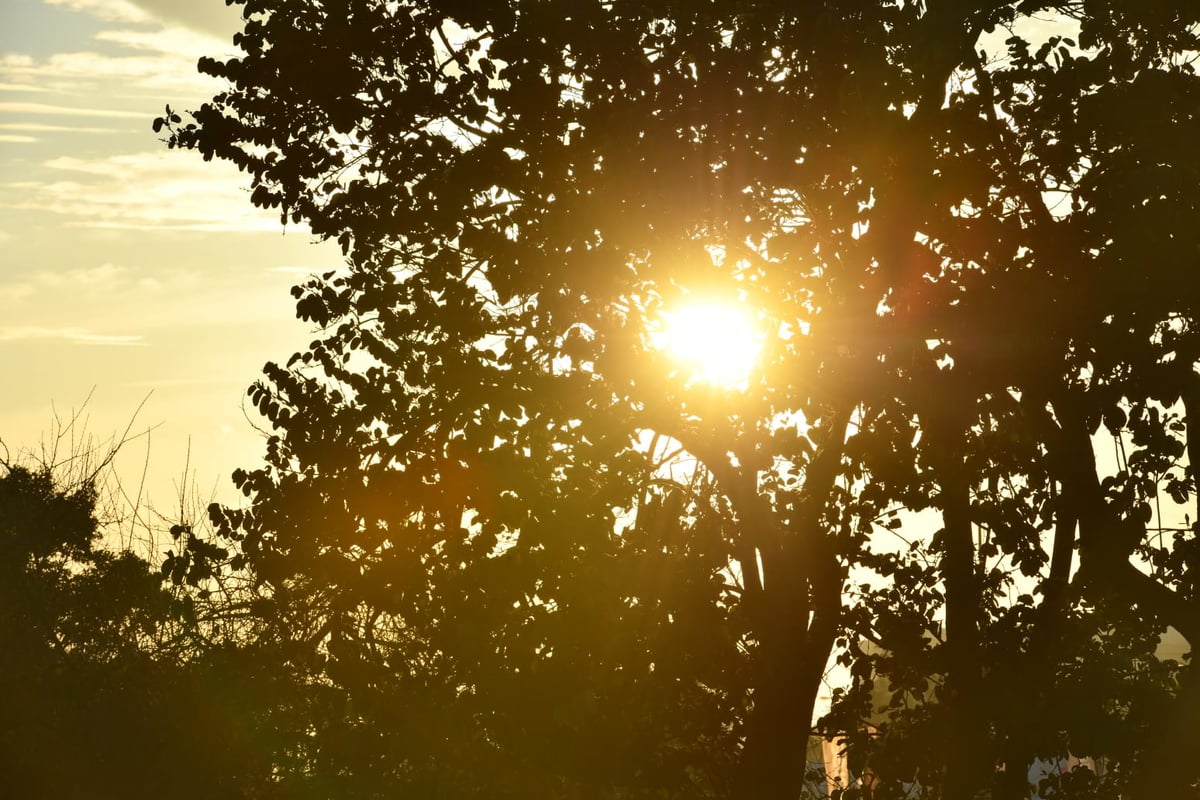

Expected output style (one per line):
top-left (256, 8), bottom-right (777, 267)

top-left (0, 435), bottom-right (304, 799)
top-left (163, 1), bottom-right (1200, 797)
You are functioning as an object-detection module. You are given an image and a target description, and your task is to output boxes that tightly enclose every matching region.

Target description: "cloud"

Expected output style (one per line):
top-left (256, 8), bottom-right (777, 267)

top-left (0, 326), bottom-right (144, 346)
top-left (43, 0), bottom-right (152, 24)
top-left (36, 262), bottom-right (130, 290)
top-left (0, 122), bottom-right (119, 134)
top-left (0, 261), bottom-right (287, 326)
top-left (0, 82), bottom-right (50, 93)
top-left (0, 135), bottom-right (37, 143)
top-left (0, 282), bottom-right (35, 303)
top-left (95, 25), bottom-right (228, 56)
top-left (0, 263), bottom-right (131, 305)
top-left (40, 0), bottom-right (241, 44)
top-left (0, 101), bottom-right (145, 119)
top-left (0, 0), bottom-right (234, 99)
top-left (2, 151), bottom-right (306, 233)
top-left (0, 45), bottom-right (219, 97)
top-left (125, 0), bottom-right (243, 39)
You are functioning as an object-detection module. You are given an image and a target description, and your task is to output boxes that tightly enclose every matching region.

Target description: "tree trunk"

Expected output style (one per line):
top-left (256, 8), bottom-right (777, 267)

top-left (738, 542), bottom-right (843, 800)
top-left (938, 448), bottom-right (989, 800)
top-left (737, 409), bottom-right (850, 800)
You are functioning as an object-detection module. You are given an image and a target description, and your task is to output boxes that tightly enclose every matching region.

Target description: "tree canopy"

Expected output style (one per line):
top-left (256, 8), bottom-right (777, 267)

top-left (153, 1), bottom-right (1200, 798)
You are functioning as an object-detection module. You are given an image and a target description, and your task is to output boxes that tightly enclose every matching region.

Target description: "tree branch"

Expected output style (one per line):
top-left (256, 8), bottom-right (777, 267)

top-left (1057, 399), bottom-right (1200, 647)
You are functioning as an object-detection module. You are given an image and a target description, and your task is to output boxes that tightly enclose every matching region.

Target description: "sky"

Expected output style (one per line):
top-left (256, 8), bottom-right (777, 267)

top-left (0, 0), bottom-right (339, 531)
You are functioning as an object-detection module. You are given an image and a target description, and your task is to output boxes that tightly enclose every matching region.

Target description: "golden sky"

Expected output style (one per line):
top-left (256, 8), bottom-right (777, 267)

top-left (0, 0), bottom-right (339, 525)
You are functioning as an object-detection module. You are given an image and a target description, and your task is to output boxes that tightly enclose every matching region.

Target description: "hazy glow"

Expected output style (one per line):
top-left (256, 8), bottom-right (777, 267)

top-left (657, 303), bottom-right (761, 387)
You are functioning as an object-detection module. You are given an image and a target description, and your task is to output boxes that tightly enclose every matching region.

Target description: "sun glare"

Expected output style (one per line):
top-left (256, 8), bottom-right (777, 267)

top-left (657, 303), bottom-right (762, 387)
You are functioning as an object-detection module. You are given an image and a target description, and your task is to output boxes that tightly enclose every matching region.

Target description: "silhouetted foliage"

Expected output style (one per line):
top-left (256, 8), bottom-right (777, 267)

top-left (157, 1), bottom-right (1200, 797)
top-left (0, 459), bottom-right (306, 799)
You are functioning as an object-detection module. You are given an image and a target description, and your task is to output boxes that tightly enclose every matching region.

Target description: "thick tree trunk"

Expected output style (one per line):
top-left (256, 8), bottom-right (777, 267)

top-left (737, 409), bottom-right (850, 800)
top-left (737, 593), bottom-right (824, 800)
top-left (738, 542), bottom-right (843, 800)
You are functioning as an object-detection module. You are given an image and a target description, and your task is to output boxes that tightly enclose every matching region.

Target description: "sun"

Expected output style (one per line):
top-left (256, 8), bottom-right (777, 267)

top-left (655, 302), bottom-right (762, 387)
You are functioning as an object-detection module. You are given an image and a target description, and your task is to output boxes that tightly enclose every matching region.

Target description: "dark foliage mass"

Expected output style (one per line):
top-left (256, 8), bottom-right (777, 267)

top-left (13, 1), bottom-right (1200, 798)
top-left (0, 462), bottom-right (298, 799)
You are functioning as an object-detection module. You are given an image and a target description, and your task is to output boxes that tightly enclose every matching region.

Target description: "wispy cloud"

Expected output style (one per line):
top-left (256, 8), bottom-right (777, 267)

top-left (43, 0), bottom-right (152, 25)
top-left (2, 151), bottom-right (304, 233)
top-left (41, 0), bottom-right (241, 42)
top-left (37, 262), bottom-right (130, 290)
top-left (129, 0), bottom-right (242, 38)
top-left (0, 326), bottom-right (144, 346)
top-left (0, 282), bottom-right (35, 303)
top-left (0, 261), bottom-right (298, 335)
top-left (0, 264), bottom-right (130, 306)
top-left (0, 82), bottom-right (50, 93)
top-left (95, 26), bottom-right (226, 56)
top-left (0, 47), bottom-right (218, 96)
top-left (0, 122), bottom-right (119, 134)
top-left (0, 0), bottom-right (233, 101)
top-left (0, 101), bottom-right (145, 119)
top-left (0, 135), bottom-right (37, 143)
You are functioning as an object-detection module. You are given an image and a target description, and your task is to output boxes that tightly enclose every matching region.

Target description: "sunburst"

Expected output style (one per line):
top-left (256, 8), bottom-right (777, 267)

top-left (655, 302), bottom-right (762, 387)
